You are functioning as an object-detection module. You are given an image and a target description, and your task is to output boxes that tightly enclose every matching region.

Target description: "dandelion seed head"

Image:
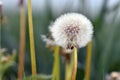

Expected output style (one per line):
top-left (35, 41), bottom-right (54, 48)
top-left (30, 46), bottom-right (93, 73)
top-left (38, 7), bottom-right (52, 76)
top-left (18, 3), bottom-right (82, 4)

top-left (50, 13), bottom-right (93, 49)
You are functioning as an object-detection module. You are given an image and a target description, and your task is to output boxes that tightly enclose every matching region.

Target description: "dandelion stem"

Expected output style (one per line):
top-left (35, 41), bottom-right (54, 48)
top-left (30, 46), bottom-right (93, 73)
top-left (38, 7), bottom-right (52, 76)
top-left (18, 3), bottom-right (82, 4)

top-left (28, 0), bottom-right (37, 75)
top-left (18, 0), bottom-right (26, 79)
top-left (52, 46), bottom-right (60, 80)
top-left (65, 59), bottom-right (70, 80)
top-left (71, 47), bottom-right (77, 80)
top-left (85, 41), bottom-right (92, 80)
top-left (56, 46), bottom-right (60, 80)
top-left (65, 47), bottom-right (77, 80)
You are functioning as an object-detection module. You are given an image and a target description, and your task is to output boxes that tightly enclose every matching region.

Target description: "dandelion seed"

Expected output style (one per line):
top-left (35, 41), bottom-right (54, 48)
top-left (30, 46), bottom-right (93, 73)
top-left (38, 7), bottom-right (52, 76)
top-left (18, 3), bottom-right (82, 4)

top-left (41, 35), bottom-right (55, 46)
top-left (50, 13), bottom-right (93, 50)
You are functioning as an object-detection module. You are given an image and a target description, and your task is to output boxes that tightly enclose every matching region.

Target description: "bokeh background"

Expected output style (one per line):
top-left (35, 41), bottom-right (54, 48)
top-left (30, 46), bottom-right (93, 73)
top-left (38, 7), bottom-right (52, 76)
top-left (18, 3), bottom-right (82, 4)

top-left (1, 0), bottom-right (120, 80)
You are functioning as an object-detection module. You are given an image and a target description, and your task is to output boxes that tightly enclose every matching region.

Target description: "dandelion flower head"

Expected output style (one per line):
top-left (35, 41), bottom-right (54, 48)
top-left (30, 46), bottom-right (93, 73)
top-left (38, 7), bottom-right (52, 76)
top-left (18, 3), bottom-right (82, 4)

top-left (50, 13), bottom-right (93, 50)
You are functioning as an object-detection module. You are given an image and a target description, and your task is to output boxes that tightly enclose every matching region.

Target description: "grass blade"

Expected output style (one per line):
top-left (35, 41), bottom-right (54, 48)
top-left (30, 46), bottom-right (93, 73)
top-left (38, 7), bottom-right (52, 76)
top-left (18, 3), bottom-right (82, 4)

top-left (18, 0), bottom-right (26, 79)
top-left (28, 0), bottom-right (37, 75)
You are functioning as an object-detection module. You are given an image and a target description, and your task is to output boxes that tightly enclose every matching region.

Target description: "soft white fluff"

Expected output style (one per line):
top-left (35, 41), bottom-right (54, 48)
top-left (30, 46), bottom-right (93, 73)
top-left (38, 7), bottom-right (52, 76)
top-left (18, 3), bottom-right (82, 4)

top-left (41, 35), bottom-right (55, 46)
top-left (50, 13), bottom-right (93, 49)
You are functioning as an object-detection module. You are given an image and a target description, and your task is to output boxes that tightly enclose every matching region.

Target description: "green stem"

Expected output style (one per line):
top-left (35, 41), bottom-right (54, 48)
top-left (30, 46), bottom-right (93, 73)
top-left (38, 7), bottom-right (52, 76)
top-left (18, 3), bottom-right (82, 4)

top-left (65, 47), bottom-right (78, 80)
top-left (28, 0), bottom-right (37, 75)
top-left (52, 46), bottom-right (60, 80)
top-left (71, 47), bottom-right (77, 80)
top-left (85, 41), bottom-right (92, 80)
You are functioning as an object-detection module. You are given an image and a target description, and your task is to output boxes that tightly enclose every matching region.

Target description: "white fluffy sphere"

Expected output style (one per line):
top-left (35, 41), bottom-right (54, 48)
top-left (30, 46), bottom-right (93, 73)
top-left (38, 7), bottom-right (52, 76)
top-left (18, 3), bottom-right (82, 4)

top-left (50, 13), bottom-right (93, 49)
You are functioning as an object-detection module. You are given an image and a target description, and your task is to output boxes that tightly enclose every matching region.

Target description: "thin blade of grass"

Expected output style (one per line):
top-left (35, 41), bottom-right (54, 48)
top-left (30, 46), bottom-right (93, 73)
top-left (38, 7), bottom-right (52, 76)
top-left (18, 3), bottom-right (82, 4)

top-left (28, 0), bottom-right (37, 75)
top-left (18, 0), bottom-right (26, 79)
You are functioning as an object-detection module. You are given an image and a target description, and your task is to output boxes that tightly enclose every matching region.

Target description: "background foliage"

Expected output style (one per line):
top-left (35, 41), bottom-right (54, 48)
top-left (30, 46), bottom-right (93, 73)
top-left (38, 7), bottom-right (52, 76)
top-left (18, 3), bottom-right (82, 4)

top-left (1, 0), bottom-right (120, 80)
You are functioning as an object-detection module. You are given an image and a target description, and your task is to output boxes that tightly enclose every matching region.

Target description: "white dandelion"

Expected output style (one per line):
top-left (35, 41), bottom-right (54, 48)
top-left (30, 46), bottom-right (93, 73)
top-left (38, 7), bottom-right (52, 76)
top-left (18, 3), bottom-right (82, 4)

top-left (50, 13), bottom-right (93, 49)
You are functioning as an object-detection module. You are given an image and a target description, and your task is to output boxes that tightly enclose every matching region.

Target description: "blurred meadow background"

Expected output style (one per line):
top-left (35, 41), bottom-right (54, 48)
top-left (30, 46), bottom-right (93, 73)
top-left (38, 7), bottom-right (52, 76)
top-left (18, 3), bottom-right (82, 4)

top-left (1, 0), bottom-right (120, 80)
